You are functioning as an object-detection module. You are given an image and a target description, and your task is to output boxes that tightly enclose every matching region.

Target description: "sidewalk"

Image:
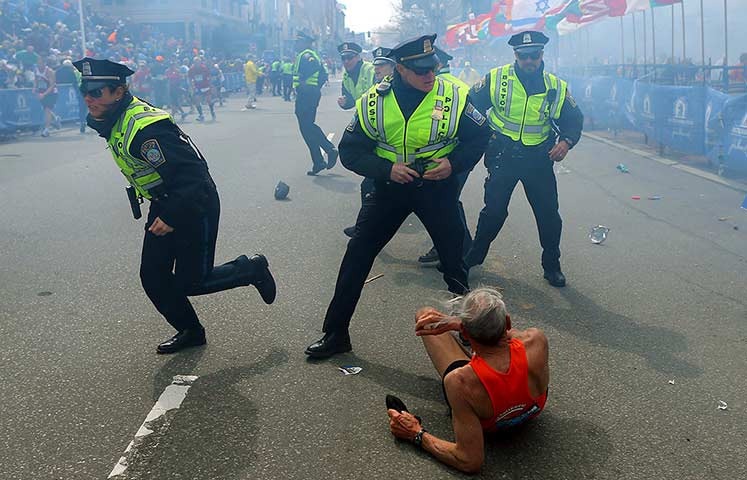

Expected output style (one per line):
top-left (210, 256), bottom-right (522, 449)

top-left (584, 129), bottom-right (747, 193)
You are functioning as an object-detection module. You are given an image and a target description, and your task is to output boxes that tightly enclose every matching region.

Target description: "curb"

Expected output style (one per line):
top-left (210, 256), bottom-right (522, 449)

top-left (583, 132), bottom-right (747, 193)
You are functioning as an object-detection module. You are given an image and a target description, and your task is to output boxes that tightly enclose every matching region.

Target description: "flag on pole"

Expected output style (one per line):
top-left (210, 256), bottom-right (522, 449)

top-left (552, 0), bottom-right (681, 35)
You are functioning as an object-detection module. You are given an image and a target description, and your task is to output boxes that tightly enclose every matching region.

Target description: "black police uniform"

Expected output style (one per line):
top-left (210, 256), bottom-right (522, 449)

top-left (75, 58), bottom-right (277, 353)
top-left (305, 35), bottom-right (491, 358)
top-left (463, 32), bottom-right (584, 286)
top-left (294, 33), bottom-right (337, 175)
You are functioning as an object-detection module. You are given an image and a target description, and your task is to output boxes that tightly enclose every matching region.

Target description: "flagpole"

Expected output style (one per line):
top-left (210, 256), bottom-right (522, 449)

top-left (699, 0), bottom-right (705, 67)
top-left (723, 0), bottom-right (728, 66)
top-left (632, 12), bottom-right (638, 65)
top-left (671, 4), bottom-right (675, 61)
top-left (681, 0), bottom-right (686, 61)
top-left (78, 0), bottom-right (86, 58)
top-left (620, 16), bottom-right (625, 65)
top-left (651, 5), bottom-right (657, 65)
top-left (643, 10), bottom-right (648, 75)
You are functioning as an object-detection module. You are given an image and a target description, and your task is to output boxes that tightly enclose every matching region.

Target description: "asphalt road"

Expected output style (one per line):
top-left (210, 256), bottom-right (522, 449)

top-left (1, 83), bottom-right (745, 480)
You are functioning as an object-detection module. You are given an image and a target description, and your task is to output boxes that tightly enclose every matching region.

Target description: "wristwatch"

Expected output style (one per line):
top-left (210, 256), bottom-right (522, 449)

top-left (413, 428), bottom-right (427, 448)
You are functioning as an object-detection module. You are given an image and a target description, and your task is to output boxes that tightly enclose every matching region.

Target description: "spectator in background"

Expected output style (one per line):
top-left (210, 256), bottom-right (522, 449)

top-left (55, 57), bottom-right (87, 133)
top-left (729, 53), bottom-right (746, 84)
top-left (165, 59), bottom-right (187, 120)
top-left (33, 56), bottom-right (60, 137)
top-left (243, 56), bottom-right (258, 109)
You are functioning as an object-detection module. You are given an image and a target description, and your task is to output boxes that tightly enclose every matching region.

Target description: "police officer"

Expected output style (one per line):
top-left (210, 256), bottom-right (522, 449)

top-left (293, 32), bottom-right (338, 176)
top-left (74, 58), bottom-right (277, 353)
top-left (281, 57), bottom-right (294, 102)
top-left (337, 42), bottom-right (375, 110)
top-left (463, 31), bottom-right (584, 287)
top-left (372, 46), bottom-right (395, 82)
top-left (342, 46), bottom-right (395, 238)
top-left (304, 34), bottom-right (491, 359)
top-left (418, 46), bottom-right (474, 265)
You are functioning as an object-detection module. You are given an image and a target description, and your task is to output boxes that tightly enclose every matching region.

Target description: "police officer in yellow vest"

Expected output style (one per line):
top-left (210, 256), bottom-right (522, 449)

top-left (463, 31), bottom-right (583, 287)
top-left (419, 46), bottom-right (474, 265)
top-left (337, 42), bottom-right (375, 110)
top-left (74, 58), bottom-right (277, 354)
top-left (293, 32), bottom-right (338, 176)
top-left (281, 57), bottom-right (294, 102)
top-left (342, 46), bottom-right (395, 238)
top-left (304, 34), bottom-right (491, 359)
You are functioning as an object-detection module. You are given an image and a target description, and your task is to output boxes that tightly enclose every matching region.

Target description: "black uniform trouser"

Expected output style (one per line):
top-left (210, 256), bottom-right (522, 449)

top-left (139, 188), bottom-right (257, 332)
top-left (272, 74), bottom-right (281, 95)
top-left (282, 74), bottom-right (292, 100)
top-left (322, 178), bottom-right (469, 334)
top-left (294, 86), bottom-right (334, 169)
top-left (465, 154), bottom-right (562, 271)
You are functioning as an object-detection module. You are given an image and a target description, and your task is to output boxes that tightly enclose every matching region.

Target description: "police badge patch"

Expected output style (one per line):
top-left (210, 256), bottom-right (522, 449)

top-left (346, 114), bottom-right (357, 132)
top-left (141, 139), bottom-right (166, 167)
top-left (465, 103), bottom-right (486, 126)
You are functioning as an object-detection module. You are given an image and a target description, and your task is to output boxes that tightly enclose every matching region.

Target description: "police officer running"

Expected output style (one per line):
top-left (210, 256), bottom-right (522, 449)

top-left (293, 32), bottom-right (338, 176)
top-left (337, 42), bottom-right (375, 110)
top-left (463, 32), bottom-right (583, 287)
top-left (74, 58), bottom-right (277, 353)
top-left (304, 35), bottom-right (491, 359)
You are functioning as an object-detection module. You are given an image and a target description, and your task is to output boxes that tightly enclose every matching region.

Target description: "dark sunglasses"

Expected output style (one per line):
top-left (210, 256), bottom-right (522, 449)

top-left (80, 86), bottom-right (108, 98)
top-left (517, 51), bottom-right (542, 60)
top-left (409, 66), bottom-right (436, 76)
top-left (340, 54), bottom-right (356, 61)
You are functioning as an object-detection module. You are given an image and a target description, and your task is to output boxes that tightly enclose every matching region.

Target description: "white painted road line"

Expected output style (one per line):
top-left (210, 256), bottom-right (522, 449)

top-left (108, 375), bottom-right (198, 478)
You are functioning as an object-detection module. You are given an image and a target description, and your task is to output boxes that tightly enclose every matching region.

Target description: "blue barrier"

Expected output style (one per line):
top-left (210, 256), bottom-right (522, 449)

top-left (568, 75), bottom-right (747, 173)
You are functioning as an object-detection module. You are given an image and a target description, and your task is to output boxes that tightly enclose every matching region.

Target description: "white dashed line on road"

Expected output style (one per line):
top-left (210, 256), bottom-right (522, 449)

top-left (108, 375), bottom-right (198, 478)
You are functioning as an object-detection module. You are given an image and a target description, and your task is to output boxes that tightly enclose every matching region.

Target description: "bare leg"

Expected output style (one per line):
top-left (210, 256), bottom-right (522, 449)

top-left (421, 330), bottom-right (471, 378)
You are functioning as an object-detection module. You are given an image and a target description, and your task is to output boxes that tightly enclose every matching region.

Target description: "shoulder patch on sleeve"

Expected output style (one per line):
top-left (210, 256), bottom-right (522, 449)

top-left (566, 93), bottom-right (577, 108)
top-left (465, 103), bottom-right (486, 126)
top-left (472, 78), bottom-right (486, 93)
top-left (140, 138), bottom-right (166, 167)
top-left (346, 114), bottom-right (357, 132)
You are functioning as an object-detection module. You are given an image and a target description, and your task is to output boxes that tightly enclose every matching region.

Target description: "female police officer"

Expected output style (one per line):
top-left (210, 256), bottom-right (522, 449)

top-left (74, 57), bottom-right (276, 354)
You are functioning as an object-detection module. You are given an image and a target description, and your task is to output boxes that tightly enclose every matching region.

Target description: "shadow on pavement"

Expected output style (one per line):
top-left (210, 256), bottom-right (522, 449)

top-left (312, 174), bottom-right (358, 194)
top-left (126, 348), bottom-right (289, 478)
top-left (475, 271), bottom-right (702, 378)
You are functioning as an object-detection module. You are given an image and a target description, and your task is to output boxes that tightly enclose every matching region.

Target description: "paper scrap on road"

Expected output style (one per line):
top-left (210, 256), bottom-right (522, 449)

top-left (631, 195), bottom-right (641, 200)
top-left (338, 366), bottom-right (362, 375)
top-left (717, 400), bottom-right (728, 410)
top-left (589, 225), bottom-right (610, 244)
top-left (668, 380), bottom-right (675, 385)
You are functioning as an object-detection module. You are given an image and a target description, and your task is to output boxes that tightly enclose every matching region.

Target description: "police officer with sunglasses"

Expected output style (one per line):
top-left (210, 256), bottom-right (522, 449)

top-left (74, 57), bottom-right (277, 354)
top-left (463, 31), bottom-right (584, 288)
top-left (304, 34), bottom-right (491, 359)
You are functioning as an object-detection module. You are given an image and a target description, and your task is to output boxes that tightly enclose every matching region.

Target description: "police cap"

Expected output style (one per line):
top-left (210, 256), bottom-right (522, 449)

top-left (295, 31), bottom-right (316, 42)
top-left (73, 57), bottom-right (134, 92)
top-left (337, 42), bottom-right (362, 56)
top-left (274, 181), bottom-right (290, 200)
top-left (508, 31), bottom-right (549, 53)
top-left (433, 46), bottom-right (453, 64)
top-left (390, 34), bottom-right (439, 69)
top-left (372, 46), bottom-right (394, 66)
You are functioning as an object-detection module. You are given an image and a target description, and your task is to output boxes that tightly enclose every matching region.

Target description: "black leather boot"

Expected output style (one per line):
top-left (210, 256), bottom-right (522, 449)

top-left (156, 328), bottom-right (206, 354)
top-left (304, 331), bottom-right (352, 358)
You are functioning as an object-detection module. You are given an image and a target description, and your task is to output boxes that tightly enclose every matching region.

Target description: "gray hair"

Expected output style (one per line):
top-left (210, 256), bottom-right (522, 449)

top-left (449, 287), bottom-right (508, 346)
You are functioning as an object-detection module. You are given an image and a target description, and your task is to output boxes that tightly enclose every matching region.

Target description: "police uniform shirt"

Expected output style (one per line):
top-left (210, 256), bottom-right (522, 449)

top-left (339, 75), bottom-right (491, 181)
top-left (87, 93), bottom-right (214, 229)
top-left (339, 59), bottom-right (364, 110)
top-left (297, 51), bottom-right (322, 87)
top-left (469, 62), bottom-right (583, 151)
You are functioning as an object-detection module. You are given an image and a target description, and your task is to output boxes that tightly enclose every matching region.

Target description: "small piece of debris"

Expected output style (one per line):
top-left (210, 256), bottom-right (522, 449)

top-left (631, 195), bottom-right (641, 200)
top-left (364, 273), bottom-right (384, 285)
top-left (37, 291), bottom-right (53, 296)
top-left (338, 366), bottom-right (362, 376)
top-left (668, 380), bottom-right (675, 385)
top-left (717, 400), bottom-right (728, 410)
top-left (718, 217), bottom-right (729, 221)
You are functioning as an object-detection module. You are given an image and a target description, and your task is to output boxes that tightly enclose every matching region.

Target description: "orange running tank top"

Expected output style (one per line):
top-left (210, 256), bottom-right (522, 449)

top-left (469, 338), bottom-right (547, 432)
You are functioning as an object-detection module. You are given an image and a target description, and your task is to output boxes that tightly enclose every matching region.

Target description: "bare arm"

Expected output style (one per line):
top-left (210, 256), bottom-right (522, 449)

top-left (422, 373), bottom-right (485, 473)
